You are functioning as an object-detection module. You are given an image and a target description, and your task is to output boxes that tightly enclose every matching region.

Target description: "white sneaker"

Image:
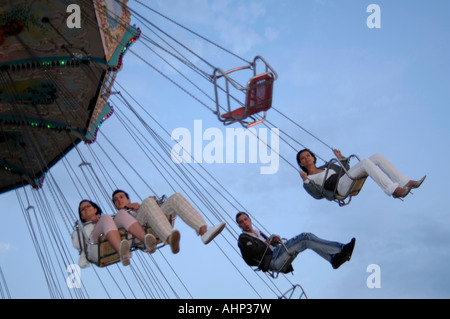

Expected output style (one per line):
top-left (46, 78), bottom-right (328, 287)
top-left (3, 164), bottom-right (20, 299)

top-left (201, 222), bottom-right (226, 244)
top-left (144, 234), bottom-right (157, 254)
top-left (119, 239), bottom-right (132, 266)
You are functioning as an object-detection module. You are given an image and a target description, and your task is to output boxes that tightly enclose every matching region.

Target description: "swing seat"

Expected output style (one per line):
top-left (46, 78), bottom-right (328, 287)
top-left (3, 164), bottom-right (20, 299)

top-left (96, 223), bottom-right (166, 268)
top-left (220, 72), bottom-right (274, 127)
top-left (325, 154), bottom-right (369, 207)
top-left (256, 237), bottom-right (296, 279)
top-left (279, 284), bottom-right (308, 299)
top-left (97, 228), bottom-right (130, 268)
top-left (75, 216), bottom-right (174, 268)
top-left (335, 172), bottom-right (368, 207)
top-left (213, 56), bottom-right (277, 128)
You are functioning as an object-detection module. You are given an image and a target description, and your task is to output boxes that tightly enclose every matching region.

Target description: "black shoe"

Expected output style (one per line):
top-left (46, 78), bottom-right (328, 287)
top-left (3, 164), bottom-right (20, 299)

top-left (331, 253), bottom-right (346, 269)
top-left (332, 238), bottom-right (356, 269)
top-left (331, 253), bottom-right (348, 269)
top-left (343, 238), bottom-right (356, 260)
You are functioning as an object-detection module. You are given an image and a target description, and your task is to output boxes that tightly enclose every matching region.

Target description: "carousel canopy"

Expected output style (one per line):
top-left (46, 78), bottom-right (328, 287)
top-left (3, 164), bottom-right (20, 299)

top-left (0, 0), bottom-right (139, 193)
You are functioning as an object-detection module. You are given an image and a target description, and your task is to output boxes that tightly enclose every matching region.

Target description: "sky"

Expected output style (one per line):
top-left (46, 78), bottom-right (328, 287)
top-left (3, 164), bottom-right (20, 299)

top-left (1, 0), bottom-right (450, 300)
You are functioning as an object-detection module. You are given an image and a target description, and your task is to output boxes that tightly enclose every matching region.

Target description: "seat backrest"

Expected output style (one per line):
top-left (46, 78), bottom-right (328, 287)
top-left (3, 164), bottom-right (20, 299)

top-left (335, 173), bottom-right (368, 201)
top-left (213, 56), bottom-right (277, 127)
top-left (348, 173), bottom-right (368, 196)
top-left (245, 72), bottom-right (274, 112)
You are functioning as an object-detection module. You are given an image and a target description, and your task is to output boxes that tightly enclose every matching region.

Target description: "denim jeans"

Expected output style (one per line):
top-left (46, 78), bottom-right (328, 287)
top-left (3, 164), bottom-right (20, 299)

top-left (269, 232), bottom-right (343, 271)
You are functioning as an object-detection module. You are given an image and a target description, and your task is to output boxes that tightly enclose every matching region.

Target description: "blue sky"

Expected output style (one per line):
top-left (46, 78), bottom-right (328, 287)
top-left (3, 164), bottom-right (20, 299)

top-left (1, 0), bottom-right (449, 299)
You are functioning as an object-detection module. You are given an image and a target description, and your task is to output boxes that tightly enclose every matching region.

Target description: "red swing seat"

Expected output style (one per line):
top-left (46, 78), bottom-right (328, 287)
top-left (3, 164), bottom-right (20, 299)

top-left (213, 56), bottom-right (277, 127)
top-left (220, 72), bottom-right (274, 125)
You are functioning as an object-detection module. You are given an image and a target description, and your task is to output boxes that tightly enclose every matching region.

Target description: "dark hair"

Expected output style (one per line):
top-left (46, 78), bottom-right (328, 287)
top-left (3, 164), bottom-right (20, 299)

top-left (78, 200), bottom-right (102, 223)
top-left (112, 189), bottom-right (129, 203)
top-left (235, 211), bottom-right (250, 223)
top-left (296, 148), bottom-right (317, 174)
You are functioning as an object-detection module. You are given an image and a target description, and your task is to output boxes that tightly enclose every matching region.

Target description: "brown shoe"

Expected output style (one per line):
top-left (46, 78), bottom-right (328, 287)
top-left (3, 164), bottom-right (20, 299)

top-left (392, 186), bottom-right (412, 199)
top-left (167, 230), bottom-right (180, 254)
top-left (405, 176), bottom-right (426, 189)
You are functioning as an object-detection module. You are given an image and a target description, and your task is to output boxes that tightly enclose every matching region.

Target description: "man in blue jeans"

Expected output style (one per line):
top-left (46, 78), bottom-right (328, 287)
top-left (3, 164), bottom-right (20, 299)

top-left (236, 212), bottom-right (355, 272)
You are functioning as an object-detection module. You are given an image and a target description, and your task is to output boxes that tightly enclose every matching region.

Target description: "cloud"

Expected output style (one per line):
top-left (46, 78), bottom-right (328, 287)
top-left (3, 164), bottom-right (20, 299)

top-left (0, 242), bottom-right (11, 252)
top-left (150, 0), bottom-right (271, 56)
top-left (264, 27), bottom-right (279, 42)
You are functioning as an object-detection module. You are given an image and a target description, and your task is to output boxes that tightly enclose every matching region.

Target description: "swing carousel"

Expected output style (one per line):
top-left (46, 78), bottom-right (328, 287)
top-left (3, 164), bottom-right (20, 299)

top-left (1, 0), bottom-right (310, 299)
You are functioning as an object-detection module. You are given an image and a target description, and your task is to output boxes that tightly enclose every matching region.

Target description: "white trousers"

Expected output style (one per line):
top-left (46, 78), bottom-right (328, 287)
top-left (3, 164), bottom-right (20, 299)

top-left (337, 153), bottom-right (410, 196)
top-left (135, 193), bottom-right (206, 242)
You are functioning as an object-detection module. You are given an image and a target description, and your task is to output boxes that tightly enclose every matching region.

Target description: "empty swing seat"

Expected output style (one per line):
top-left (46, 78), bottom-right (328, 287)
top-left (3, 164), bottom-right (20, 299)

top-left (221, 72), bottom-right (274, 125)
top-left (213, 56), bottom-right (277, 127)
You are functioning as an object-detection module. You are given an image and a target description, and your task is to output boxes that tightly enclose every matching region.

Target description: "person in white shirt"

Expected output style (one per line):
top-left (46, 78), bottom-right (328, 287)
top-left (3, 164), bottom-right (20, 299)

top-left (73, 200), bottom-right (156, 267)
top-left (297, 148), bottom-right (425, 201)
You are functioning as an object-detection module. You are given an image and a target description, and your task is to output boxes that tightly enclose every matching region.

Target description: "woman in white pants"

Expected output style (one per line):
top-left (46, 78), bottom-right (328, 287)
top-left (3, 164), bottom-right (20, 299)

top-left (297, 148), bottom-right (426, 201)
